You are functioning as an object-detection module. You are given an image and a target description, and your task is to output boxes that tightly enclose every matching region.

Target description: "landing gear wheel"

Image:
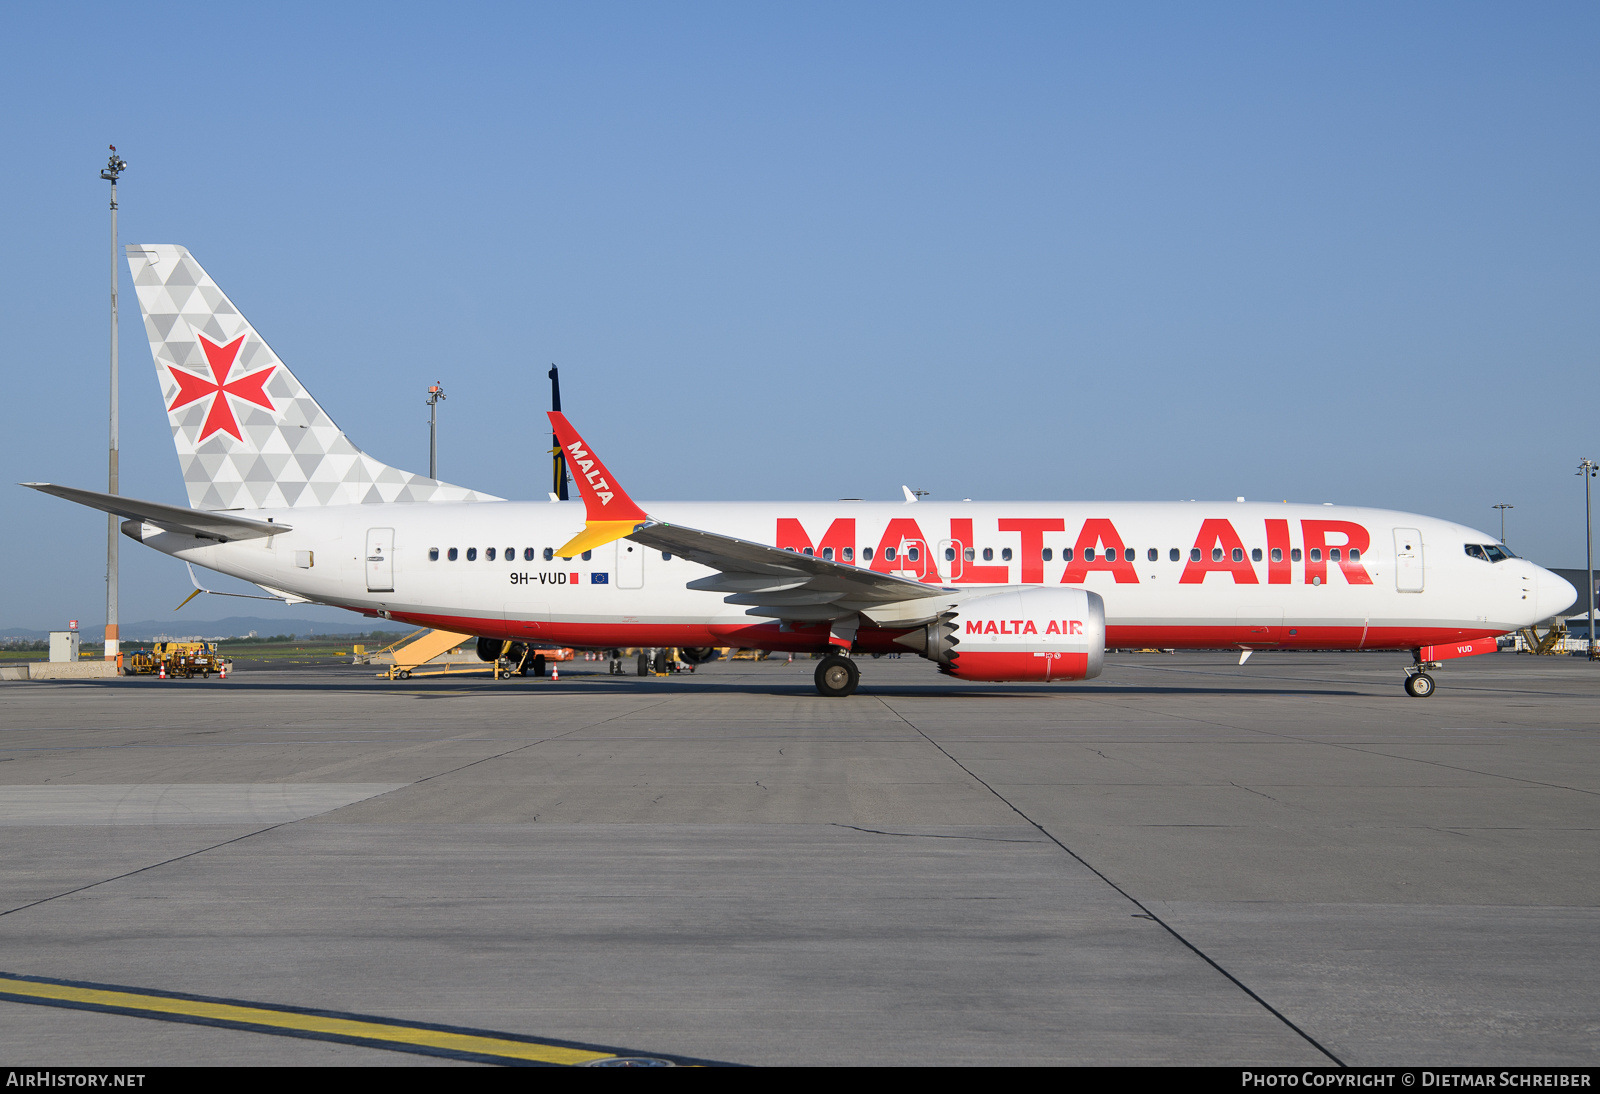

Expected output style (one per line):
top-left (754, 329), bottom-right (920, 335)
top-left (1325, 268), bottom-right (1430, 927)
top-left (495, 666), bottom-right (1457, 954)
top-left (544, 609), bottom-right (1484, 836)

top-left (637, 653), bottom-right (650, 677)
top-left (814, 655), bottom-right (860, 697)
top-left (1404, 672), bottom-right (1435, 698)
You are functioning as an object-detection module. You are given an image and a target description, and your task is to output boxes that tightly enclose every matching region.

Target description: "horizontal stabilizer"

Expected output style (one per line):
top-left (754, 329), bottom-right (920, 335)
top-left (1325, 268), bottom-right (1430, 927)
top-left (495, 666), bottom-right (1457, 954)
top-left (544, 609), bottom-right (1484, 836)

top-left (21, 483), bottom-right (289, 541)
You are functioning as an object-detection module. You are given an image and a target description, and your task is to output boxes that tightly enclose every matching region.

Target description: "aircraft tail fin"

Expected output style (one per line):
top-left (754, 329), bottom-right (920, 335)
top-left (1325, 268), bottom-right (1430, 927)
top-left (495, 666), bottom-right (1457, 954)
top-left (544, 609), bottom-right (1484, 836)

top-left (125, 245), bottom-right (499, 511)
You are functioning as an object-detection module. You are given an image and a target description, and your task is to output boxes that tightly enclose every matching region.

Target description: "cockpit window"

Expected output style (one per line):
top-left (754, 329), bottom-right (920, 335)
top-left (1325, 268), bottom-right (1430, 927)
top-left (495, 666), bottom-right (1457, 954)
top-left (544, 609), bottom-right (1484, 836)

top-left (1464, 544), bottom-right (1487, 561)
top-left (1466, 543), bottom-right (1515, 563)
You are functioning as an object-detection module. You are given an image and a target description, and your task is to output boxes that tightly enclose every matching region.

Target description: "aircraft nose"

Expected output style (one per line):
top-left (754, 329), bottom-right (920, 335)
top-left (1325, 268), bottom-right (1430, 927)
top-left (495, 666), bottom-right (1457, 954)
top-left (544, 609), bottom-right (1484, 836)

top-left (1537, 568), bottom-right (1578, 619)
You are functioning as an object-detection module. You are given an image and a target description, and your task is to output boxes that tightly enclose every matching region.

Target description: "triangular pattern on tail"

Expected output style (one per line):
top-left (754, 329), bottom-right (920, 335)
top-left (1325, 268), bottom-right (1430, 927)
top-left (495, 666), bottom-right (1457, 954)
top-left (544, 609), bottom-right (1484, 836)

top-left (126, 244), bottom-right (499, 511)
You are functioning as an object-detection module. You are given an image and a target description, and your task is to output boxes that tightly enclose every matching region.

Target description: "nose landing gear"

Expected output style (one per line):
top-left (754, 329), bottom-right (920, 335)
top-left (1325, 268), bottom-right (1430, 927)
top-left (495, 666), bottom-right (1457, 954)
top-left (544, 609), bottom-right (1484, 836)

top-left (1403, 669), bottom-right (1436, 698)
top-left (815, 655), bottom-right (860, 697)
top-left (1404, 657), bottom-right (1443, 698)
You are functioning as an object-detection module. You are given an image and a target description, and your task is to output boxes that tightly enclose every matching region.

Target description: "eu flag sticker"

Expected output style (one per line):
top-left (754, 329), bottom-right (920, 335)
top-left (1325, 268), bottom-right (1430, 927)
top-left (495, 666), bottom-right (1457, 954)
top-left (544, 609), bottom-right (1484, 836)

top-left (591, 573), bottom-right (609, 584)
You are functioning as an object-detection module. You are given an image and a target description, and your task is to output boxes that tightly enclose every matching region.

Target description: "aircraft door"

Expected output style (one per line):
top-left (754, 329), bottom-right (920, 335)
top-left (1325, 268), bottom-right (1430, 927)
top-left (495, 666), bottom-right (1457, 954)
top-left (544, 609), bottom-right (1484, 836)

top-left (1394, 528), bottom-right (1424, 593)
top-left (365, 527), bottom-right (394, 592)
top-left (618, 539), bottom-right (644, 589)
top-left (937, 538), bottom-right (964, 582)
top-left (899, 535), bottom-right (933, 582)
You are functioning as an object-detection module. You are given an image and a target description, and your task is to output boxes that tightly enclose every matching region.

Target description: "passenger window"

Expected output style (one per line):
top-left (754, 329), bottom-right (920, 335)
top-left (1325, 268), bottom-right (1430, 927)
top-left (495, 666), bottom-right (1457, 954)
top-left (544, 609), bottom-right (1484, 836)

top-left (1042, 548), bottom-right (1053, 562)
top-left (862, 547), bottom-right (873, 561)
top-left (1062, 548), bottom-right (1074, 561)
top-left (1291, 548), bottom-right (1302, 562)
top-left (1190, 548), bottom-right (1201, 562)
top-left (1231, 548), bottom-right (1243, 562)
top-left (1309, 549), bottom-right (1322, 562)
top-left (543, 547), bottom-right (554, 561)
top-left (448, 547), bottom-right (458, 561)
top-left (1169, 548), bottom-right (1180, 562)
top-left (1084, 548), bottom-right (1096, 561)
top-left (824, 547), bottom-right (835, 561)
top-left (466, 547), bottom-right (477, 561)
top-left (1147, 548), bottom-right (1157, 562)
top-left (802, 547), bottom-right (814, 556)
top-left (1270, 548), bottom-right (1282, 562)
top-left (843, 547), bottom-right (854, 562)
top-left (662, 552), bottom-right (671, 561)
top-left (486, 548), bottom-right (496, 561)
top-left (943, 547), bottom-right (955, 561)
top-left (1349, 549), bottom-right (1360, 562)
top-left (1251, 548), bottom-right (1262, 562)
top-left (505, 547), bottom-right (514, 560)
top-left (908, 546), bottom-right (920, 561)
top-left (1124, 548), bottom-right (1134, 562)
top-left (1211, 548), bottom-right (1223, 562)
top-left (429, 548), bottom-right (439, 561)
top-left (1001, 548), bottom-right (1012, 562)
top-left (884, 546), bottom-right (897, 561)
top-left (963, 547), bottom-right (975, 562)
top-left (582, 550), bottom-right (592, 562)
top-left (1330, 549), bottom-right (1340, 562)
top-left (524, 548), bottom-right (535, 561)
top-left (982, 548), bottom-right (994, 561)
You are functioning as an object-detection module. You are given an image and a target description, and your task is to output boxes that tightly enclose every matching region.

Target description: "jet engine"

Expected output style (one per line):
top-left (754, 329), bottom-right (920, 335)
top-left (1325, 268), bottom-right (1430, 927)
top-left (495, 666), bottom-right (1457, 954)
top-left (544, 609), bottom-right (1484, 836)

top-left (895, 588), bottom-right (1105, 682)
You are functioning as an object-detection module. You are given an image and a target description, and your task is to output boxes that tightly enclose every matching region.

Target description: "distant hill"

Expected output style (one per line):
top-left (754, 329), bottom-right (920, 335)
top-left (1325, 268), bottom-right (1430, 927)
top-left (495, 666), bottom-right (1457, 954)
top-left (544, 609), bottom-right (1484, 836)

top-left (0, 616), bottom-right (408, 642)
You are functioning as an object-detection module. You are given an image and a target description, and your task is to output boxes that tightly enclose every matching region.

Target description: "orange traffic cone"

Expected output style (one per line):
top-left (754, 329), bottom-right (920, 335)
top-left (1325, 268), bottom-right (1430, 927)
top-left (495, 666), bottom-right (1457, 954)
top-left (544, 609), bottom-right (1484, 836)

top-left (158, 662), bottom-right (166, 680)
top-left (219, 661), bottom-right (227, 680)
top-left (552, 663), bottom-right (559, 681)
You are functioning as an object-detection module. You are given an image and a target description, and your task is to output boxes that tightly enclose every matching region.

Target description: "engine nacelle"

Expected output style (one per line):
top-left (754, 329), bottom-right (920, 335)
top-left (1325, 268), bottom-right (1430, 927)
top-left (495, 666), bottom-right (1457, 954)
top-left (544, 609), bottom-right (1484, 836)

top-left (897, 588), bottom-right (1105, 682)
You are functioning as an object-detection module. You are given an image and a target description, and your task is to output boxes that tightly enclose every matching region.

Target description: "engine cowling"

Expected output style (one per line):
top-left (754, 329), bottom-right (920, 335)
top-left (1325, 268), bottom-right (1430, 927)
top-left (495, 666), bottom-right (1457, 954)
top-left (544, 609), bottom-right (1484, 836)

top-left (898, 588), bottom-right (1105, 682)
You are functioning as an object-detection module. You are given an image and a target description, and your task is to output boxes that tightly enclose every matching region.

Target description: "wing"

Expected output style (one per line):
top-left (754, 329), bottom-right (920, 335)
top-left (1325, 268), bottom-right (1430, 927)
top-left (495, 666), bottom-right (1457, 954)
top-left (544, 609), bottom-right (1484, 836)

top-left (21, 483), bottom-right (289, 541)
top-left (543, 413), bottom-right (948, 626)
top-left (629, 519), bottom-right (945, 622)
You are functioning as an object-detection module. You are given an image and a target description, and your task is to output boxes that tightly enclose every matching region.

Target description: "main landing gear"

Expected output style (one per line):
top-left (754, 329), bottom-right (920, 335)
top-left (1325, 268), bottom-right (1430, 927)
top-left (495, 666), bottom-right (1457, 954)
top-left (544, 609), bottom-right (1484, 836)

top-left (1403, 663), bottom-right (1439, 698)
top-left (815, 655), bottom-right (860, 698)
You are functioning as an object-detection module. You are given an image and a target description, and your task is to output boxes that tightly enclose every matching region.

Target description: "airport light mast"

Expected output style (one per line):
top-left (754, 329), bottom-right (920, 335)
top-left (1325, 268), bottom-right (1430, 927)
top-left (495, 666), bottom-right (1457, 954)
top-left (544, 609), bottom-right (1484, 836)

top-left (1492, 503), bottom-right (1513, 545)
top-left (426, 382), bottom-right (445, 480)
top-left (1581, 460), bottom-right (1597, 661)
top-left (101, 145), bottom-right (127, 665)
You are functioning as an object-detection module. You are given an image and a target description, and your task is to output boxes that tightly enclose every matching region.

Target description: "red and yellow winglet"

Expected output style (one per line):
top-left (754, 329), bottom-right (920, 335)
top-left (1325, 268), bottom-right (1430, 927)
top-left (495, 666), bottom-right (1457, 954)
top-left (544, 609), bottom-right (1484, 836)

top-left (548, 412), bottom-right (650, 557)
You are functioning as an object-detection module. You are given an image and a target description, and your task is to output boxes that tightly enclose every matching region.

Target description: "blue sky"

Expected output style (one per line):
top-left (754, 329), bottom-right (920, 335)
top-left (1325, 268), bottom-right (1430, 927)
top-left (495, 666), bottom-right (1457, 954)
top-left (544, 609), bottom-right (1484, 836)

top-left (2, 3), bottom-right (1596, 629)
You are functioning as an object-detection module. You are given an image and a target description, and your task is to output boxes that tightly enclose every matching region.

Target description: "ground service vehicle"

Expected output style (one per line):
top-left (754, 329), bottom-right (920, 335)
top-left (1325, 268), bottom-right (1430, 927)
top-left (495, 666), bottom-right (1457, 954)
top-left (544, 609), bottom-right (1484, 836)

top-left (125, 641), bottom-right (228, 678)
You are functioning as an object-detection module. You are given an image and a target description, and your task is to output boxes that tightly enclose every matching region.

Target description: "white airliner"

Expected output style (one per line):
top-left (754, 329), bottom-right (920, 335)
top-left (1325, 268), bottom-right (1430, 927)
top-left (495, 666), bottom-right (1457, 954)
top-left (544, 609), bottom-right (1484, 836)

top-left (25, 245), bottom-right (1578, 698)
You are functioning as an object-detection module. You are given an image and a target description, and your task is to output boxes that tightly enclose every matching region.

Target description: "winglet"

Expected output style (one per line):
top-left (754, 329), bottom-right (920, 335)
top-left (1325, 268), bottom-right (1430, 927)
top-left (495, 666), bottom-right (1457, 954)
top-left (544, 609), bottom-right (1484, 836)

top-left (547, 412), bottom-right (649, 556)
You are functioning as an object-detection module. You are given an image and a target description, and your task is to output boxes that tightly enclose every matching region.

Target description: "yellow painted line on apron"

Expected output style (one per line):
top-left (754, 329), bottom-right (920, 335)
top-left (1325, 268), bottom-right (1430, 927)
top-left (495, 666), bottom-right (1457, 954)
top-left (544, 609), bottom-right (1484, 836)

top-left (0, 975), bottom-right (615, 1066)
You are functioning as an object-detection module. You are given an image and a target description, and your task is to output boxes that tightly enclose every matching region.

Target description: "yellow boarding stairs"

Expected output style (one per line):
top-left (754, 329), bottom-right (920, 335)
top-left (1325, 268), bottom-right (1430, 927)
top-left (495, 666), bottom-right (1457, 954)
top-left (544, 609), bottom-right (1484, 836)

top-left (371, 628), bottom-right (501, 680)
top-left (1518, 623), bottom-right (1568, 656)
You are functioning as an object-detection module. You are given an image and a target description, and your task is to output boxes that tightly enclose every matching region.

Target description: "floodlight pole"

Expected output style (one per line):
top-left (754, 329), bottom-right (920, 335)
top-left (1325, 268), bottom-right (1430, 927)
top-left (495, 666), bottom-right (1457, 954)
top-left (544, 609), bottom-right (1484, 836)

top-left (101, 146), bottom-right (127, 663)
top-left (1492, 503), bottom-right (1513, 544)
top-left (1582, 460), bottom-right (1597, 661)
top-left (426, 383), bottom-right (445, 480)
